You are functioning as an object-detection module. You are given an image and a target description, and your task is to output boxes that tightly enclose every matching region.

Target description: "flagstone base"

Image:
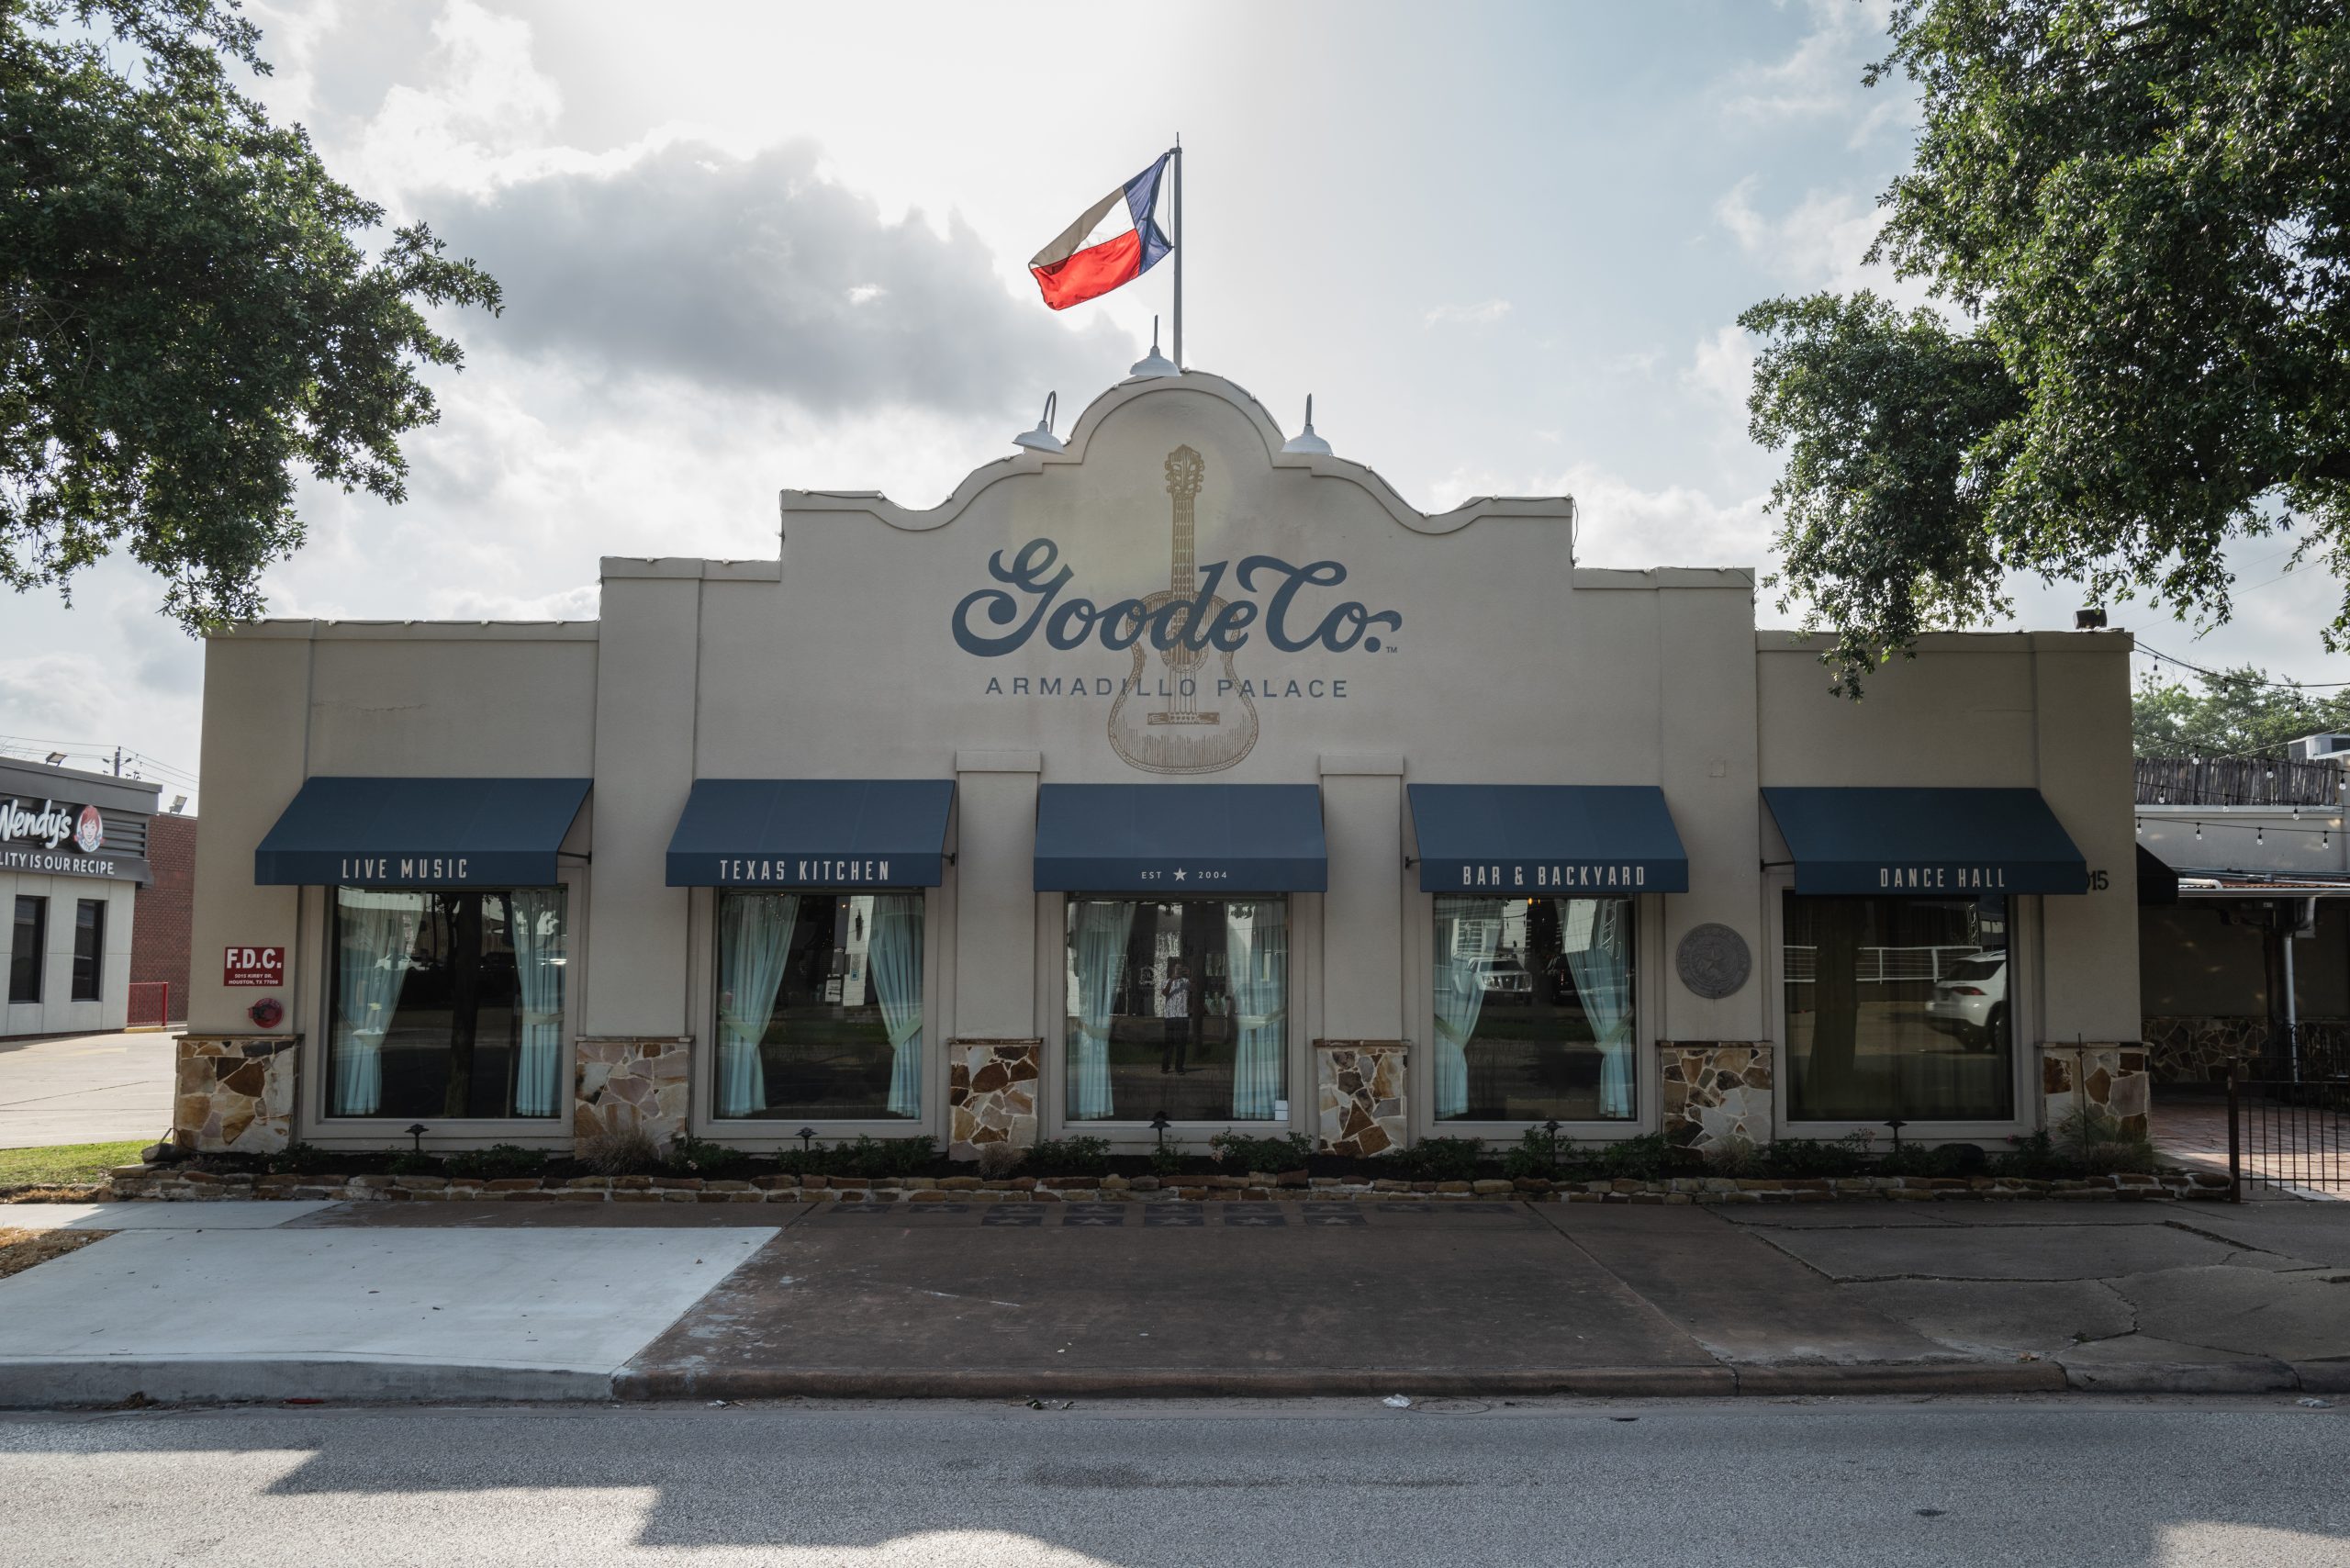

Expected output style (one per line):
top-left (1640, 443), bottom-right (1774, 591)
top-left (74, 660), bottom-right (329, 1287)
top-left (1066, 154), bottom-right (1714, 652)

top-left (1315, 1041), bottom-right (1406, 1158)
top-left (1660, 1042), bottom-right (1774, 1152)
top-left (575, 1037), bottom-right (692, 1146)
top-left (2039, 1043), bottom-right (2151, 1140)
top-left (949, 1038), bottom-right (1040, 1159)
top-left (173, 1036), bottom-right (299, 1154)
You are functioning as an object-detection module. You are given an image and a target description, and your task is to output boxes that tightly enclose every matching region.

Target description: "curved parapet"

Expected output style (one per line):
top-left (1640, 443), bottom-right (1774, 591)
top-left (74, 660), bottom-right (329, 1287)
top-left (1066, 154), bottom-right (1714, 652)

top-left (777, 369), bottom-right (1576, 546)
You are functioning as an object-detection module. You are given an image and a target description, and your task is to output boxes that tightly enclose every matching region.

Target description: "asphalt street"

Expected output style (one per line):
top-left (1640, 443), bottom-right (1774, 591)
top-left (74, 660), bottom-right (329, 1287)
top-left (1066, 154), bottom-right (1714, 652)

top-left (0, 1030), bottom-right (174, 1148)
top-left (0, 1399), bottom-right (2344, 1566)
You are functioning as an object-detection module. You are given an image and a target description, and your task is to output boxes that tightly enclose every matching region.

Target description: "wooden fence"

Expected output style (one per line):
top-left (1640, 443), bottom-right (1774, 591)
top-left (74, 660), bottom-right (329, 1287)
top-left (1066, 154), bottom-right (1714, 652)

top-left (2135, 755), bottom-right (2344, 807)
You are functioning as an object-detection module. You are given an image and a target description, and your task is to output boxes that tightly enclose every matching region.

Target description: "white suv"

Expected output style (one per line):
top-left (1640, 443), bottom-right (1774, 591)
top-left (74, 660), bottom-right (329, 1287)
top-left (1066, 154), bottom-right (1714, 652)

top-left (1928, 952), bottom-right (2008, 1051)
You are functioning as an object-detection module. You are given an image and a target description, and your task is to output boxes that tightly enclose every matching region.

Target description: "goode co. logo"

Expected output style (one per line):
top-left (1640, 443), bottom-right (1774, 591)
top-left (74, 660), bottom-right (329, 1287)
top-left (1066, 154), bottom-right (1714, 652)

top-left (0, 798), bottom-right (103, 854)
top-left (951, 537), bottom-right (1401, 659)
top-left (946, 446), bottom-right (1405, 777)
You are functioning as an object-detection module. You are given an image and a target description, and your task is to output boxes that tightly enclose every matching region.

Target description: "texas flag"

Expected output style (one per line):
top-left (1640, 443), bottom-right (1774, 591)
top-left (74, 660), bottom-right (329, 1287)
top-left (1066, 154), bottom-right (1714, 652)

top-left (1028, 153), bottom-right (1172, 310)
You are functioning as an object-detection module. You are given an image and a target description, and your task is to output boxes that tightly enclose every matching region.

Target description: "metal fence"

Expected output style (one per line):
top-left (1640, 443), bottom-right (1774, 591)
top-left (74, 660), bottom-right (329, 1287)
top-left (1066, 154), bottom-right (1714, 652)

top-left (2228, 1026), bottom-right (2350, 1199)
top-left (2137, 755), bottom-right (2344, 807)
top-left (1782, 945), bottom-right (1989, 985)
top-left (124, 980), bottom-right (171, 1032)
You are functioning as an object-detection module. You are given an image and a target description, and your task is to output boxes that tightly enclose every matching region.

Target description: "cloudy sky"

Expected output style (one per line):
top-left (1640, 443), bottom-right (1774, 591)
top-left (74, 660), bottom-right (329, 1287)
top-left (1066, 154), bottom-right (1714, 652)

top-left (5, 0), bottom-right (2343, 806)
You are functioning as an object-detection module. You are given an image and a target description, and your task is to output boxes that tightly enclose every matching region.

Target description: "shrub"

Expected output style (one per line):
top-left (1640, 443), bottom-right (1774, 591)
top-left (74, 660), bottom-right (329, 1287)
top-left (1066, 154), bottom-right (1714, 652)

top-left (1031, 1136), bottom-right (1112, 1175)
top-left (264, 1140), bottom-right (336, 1176)
top-left (1755, 1133), bottom-right (1874, 1179)
top-left (975, 1140), bottom-right (1025, 1178)
top-left (666, 1133), bottom-right (754, 1179)
top-left (577, 1125), bottom-right (663, 1176)
top-left (444, 1143), bottom-right (550, 1181)
top-left (1206, 1130), bottom-right (1314, 1172)
top-left (1701, 1136), bottom-right (1763, 1178)
top-left (1148, 1137), bottom-right (1187, 1176)
top-left (1501, 1127), bottom-right (1562, 1180)
top-left (1393, 1136), bottom-right (1484, 1182)
top-left (1552, 1133), bottom-right (1675, 1183)
top-left (827, 1135), bottom-right (937, 1180)
top-left (387, 1150), bottom-right (443, 1176)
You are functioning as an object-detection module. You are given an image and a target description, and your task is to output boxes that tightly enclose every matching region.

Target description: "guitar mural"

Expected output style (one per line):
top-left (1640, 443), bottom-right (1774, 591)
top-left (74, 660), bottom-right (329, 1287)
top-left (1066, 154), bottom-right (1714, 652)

top-left (1105, 444), bottom-right (1260, 774)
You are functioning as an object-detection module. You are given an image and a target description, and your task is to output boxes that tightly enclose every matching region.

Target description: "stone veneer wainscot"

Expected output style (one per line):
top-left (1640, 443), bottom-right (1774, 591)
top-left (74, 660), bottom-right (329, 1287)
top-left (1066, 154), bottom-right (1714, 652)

top-left (2038, 1042), bottom-right (2151, 1140)
top-left (949, 1038), bottom-right (1040, 1159)
top-left (1660, 1041), bottom-right (1774, 1152)
top-left (1315, 1041), bottom-right (1406, 1157)
top-left (575, 1037), bottom-right (691, 1145)
top-left (173, 1036), bottom-right (297, 1154)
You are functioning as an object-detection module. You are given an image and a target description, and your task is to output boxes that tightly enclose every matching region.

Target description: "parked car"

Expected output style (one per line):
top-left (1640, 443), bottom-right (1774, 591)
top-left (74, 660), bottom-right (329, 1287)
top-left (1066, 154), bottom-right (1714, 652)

top-left (1472, 956), bottom-right (1534, 1004)
top-left (1927, 953), bottom-right (2007, 1051)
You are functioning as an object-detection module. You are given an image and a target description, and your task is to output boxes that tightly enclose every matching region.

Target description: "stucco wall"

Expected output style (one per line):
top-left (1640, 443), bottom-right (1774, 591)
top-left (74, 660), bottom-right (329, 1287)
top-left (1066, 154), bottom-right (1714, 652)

top-left (185, 624), bottom-right (599, 1037)
top-left (1755, 633), bottom-right (2141, 1047)
top-left (184, 373), bottom-right (2141, 1146)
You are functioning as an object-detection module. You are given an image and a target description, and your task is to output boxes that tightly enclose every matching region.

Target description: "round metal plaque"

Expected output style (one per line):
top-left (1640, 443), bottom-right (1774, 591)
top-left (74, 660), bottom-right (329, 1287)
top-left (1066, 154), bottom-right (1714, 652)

top-left (1675, 923), bottom-right (1751, 1000)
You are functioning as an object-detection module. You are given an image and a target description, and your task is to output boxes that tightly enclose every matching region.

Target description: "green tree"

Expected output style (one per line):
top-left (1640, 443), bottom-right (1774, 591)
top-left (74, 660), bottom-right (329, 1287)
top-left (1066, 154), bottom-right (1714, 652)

top-left (1743, 1), bottom-right (2350, 695)
top-left (2132, 665), bottom-right (2350, 756)
top-left (2, 0), bottom-right (500, 631)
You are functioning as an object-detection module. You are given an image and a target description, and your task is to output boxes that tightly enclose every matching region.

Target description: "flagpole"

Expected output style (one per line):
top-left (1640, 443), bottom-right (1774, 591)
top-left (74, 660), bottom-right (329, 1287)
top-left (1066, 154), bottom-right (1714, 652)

top-left (1171, 135), bottom-right (1183, 370)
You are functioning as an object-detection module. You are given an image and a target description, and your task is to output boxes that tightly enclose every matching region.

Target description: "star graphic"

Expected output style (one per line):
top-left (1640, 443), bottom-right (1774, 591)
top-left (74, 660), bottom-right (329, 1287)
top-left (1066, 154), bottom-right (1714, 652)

top-left (1172, 868), bottom-right (1187, 880)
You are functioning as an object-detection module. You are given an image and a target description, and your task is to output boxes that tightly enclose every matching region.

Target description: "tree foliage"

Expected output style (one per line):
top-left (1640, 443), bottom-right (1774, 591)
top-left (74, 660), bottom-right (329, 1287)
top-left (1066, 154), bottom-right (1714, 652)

top-left (2132, 664), bottom-right (2350, 756)
top-left (1, 0), bottom-right (499, 630)
top-left (1744, 0), bottom-right (2350, 694)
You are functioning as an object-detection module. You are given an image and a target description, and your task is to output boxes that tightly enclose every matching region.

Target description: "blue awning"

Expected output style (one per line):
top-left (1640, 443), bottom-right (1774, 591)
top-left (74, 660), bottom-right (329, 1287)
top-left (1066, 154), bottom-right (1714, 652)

top-left (254, 777), bottom-right (590, 887)
top-left (1762, 787), bottom-right (2088, 895)
top-left (1406, 784), bottom-right (1689, 894)
top-left (666, 779), bottom-right (954, 888)
top-left (1034, 784), bottom-right (1327, 892)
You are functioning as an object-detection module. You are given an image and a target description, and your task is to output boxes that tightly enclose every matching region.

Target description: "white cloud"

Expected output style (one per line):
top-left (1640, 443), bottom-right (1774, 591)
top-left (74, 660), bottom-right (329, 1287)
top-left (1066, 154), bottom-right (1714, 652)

top-left (1715, 0), bottom-right (1907, 148)
top-left (1683, 325), bottom-right (1755, 409)
top-left (1424, 462), bottom-right (1772, 574)
top-left (1424, 299), bottom-right (1513, 328)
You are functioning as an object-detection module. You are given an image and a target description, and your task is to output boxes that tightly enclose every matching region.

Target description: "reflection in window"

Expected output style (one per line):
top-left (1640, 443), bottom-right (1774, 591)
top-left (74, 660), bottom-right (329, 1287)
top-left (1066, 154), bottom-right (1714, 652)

top-left (1435, 895), bottom-right (1636, 1122)
top-left (328, 887), bottom-right (566, 1119)
top-left (1783, 893), bottom-right (2012, 1122)
top-left (71, 899), bottom-right (104, 1001)
top-left (714, 891), bottom-right (923, 1120)
top-left (1065, 898), bottom-right (1287, 1123)
top-left (9, 896), bottom-right (43, 1003)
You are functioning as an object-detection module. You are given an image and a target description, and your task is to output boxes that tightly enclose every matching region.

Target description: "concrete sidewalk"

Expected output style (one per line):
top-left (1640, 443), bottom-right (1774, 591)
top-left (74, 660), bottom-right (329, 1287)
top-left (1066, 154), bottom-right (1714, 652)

top-left (0, 1196), bottom-right (2344, 1406)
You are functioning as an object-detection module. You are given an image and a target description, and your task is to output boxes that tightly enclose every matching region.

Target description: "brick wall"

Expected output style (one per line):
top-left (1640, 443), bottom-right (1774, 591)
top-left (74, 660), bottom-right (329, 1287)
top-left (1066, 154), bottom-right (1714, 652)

top-left (129, 812), bottom-right (196, 1014)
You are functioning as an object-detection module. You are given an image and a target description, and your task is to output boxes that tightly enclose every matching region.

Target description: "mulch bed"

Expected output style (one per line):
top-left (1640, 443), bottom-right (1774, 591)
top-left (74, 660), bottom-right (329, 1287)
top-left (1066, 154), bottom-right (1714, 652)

top-left (0, 1228), bottom-right (111, 1281)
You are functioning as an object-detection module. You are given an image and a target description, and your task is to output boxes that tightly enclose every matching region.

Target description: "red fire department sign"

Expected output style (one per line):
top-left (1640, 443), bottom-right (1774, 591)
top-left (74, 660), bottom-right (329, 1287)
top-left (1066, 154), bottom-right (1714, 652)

top-left (223, 946), bottom-right (285, 988)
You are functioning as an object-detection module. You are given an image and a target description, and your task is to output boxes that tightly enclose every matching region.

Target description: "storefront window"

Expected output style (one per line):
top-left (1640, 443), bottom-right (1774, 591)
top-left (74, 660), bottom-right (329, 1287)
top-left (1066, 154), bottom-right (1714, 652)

top-left (1065, 897), bottom-right (1287, 1123)
top-left (328, 887), bottom-right (566, 1119)
top-left (714, 890), bottom-right (923, 1121)
top-left (1433, 895), bottom-right (1637, 1122)
top-left (9, 896), bottom-right (43, 1003)
top-left (1783, 892), bottom-right (2013, 1122)
top-left (71, 899), bottom-right (104, 1001)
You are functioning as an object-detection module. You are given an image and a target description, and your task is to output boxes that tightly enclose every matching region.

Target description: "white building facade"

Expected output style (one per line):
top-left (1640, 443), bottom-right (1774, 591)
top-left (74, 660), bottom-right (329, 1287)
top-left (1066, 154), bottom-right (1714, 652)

top-left (177, 375), bottom-right (2143, 1157)
top-left (3, 758), bottom-right (159, 1038)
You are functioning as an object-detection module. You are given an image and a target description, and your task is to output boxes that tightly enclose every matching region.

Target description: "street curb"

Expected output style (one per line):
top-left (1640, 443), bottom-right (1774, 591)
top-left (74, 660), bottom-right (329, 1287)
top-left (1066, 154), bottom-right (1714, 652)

top-left (613, 1365), bottom-right (1741, 1399)
top-left (610, 1362), bottom-right (2084, 1402)
top-left (1729, 1363), bottom-right (2067, 1395)
top-left (4, 1356), bottom-right (2334, 1406)
top-left (0, 1358), bottom-right (612, 1409)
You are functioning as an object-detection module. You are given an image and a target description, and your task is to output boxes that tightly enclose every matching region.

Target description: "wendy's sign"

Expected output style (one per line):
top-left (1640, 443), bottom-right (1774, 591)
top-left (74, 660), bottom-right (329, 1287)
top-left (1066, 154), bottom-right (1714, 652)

top-left (951, 536), bottom-right (1401, 659)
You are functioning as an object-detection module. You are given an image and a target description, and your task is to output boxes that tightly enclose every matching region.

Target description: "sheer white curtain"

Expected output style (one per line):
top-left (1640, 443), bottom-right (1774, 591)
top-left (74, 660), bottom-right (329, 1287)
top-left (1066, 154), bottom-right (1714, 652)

top-left (1433, 895), bottom-right (1499, 1120)
top-left (718, 893), bottom-right (799, 1118)
top-left (868, 893), bottom-right (924, 1118)
top-left (1225, 902), bottom-right (1287, 1120)
top-left (331, 890), bottom-right (419, 1116)
top-left (1565, 898), bottom-right (1635, 1118)
top-left (507, 890), bottom-right (566, 1117)
top-left (1069, 901), bottom-right (1136, 1121)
